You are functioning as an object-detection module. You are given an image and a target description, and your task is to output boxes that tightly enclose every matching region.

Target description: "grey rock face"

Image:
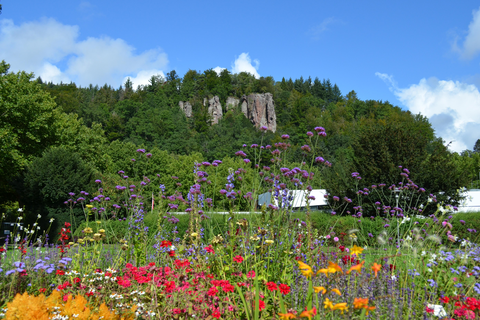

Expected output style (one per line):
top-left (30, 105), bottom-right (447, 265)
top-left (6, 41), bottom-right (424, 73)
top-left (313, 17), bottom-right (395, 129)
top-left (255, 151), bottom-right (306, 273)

top-left (206, 96), bottom-right (223, 125)
top-left (179, 101), bottom-right (192, 118)
top-left (226, 97), bottom-right (240, 110)
top-left (241, 93), bottom-right (277, 132)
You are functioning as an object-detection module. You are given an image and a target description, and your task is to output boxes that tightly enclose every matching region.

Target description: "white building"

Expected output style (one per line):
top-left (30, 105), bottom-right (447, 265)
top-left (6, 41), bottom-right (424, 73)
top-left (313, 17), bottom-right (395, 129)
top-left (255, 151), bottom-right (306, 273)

top-left (258, 189), bottom-right (329, 211)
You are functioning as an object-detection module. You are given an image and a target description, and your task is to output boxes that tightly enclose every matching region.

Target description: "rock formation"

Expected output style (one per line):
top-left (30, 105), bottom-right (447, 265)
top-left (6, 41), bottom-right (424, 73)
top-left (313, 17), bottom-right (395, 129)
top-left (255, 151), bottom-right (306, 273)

top-left (179, 101), bottom-right (192, 118)
top-left (226, 97), bottom-right (240, 110)
top-left (179, 94), bottom-right (277, 131)
top-left (241, 93), bottom-right (277, 132)
top-left (205, 96), bottom-right (223, 125)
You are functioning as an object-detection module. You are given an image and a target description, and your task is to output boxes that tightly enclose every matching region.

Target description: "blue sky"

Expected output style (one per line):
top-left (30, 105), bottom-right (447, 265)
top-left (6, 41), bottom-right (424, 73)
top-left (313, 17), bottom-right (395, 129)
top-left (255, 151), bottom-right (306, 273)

top-left (2, 1), bottom-right (480, 152)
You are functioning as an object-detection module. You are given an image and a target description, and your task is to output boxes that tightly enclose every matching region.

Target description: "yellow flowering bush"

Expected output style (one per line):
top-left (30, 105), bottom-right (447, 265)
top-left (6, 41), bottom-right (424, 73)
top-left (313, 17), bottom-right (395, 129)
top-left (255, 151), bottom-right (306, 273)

top-left (5, 290), bottom-right (136, 320)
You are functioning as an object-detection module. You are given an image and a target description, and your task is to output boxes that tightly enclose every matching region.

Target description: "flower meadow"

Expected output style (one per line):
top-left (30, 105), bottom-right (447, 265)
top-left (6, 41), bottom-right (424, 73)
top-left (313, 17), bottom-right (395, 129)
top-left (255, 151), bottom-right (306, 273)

top-left (1, 127), bottom-right (480, 320)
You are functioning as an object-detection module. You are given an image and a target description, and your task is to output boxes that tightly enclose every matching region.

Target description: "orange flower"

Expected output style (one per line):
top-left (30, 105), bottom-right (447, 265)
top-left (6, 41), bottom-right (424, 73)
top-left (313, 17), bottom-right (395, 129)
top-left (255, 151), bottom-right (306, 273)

top-left (353, 297), bottom-right (376, 315)
top-left (314, 286), bottom-right (327, 294)
top-left (297, 261), bottom-right (314, 279)
top-left (327, 261), bottom-right (343, 274)
top-left (371, 262), bottom-right (382, 277)
top-left (365, 305), bottom-right (376, 315)
top-left (332, 302), bottom-right (348, 314)
top-left (298, 307), bottom-right (317, 319)
top-left (316, 261), bottom-right (343, 277)
top-left (346, 261), bottom-right (365, 274)
top-left (278, 312), bottom-right (297, 319)
top-left (353, 298), bottom-right (369, 309)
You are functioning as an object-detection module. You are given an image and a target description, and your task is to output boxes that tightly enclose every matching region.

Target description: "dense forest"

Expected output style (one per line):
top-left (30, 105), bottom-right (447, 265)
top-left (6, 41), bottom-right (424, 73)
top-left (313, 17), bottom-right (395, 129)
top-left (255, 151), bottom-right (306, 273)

top-left (1, 60), bottom-right (480, 235)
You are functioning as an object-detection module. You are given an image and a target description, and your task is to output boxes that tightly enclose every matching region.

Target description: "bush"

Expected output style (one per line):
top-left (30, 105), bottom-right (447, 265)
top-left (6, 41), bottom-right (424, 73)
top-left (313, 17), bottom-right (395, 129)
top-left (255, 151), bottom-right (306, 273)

top-left (21, 147), bottom-right (97, 238)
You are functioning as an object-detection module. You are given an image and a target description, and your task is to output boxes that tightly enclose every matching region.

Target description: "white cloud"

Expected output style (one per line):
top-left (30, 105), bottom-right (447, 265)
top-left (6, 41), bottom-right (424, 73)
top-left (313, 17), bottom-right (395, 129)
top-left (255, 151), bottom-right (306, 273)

top-left (122, 69), bottom-right (165, 89)
top-left (231, 53), bottom-right (260, 79)
top-left (0, 18), bottom-right (168, 87)
top-left (453, 6), bottom-right (480, 60)
top-left (376, 73), bottom-right (480, 153)
top-left (213, 66), bottom-right (226, 75)
top-left (309, 17), bottom-right (339, 40)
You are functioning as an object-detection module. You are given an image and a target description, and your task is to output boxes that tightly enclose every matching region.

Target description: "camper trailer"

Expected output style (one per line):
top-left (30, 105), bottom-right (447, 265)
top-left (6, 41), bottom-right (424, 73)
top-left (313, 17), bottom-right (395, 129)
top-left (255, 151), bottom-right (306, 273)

top-left (258, 189), bottom-right (329, 211)
top-left (457, 189), bottom-right (480, 212)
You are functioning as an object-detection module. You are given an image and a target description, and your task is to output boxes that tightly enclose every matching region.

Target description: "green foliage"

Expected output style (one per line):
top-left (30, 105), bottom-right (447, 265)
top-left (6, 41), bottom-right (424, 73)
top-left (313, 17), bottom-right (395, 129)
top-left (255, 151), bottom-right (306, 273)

top-left (0, 61), bottom-right (59, 203)
top-left (21, 147), bottom-right (96, 237)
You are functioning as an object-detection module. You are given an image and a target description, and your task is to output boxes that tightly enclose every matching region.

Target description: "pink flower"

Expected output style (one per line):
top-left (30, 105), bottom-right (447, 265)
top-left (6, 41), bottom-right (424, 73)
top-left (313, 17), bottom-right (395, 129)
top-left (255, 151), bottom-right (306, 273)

top-left (334, 237), bottom-right (339, 242)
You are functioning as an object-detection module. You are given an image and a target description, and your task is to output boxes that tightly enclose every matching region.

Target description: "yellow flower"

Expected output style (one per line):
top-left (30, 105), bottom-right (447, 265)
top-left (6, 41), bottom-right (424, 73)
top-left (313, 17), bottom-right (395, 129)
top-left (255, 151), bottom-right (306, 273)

top-left (83, 227), bottom-right (93, 234)
top-left (332, 302), bottom-right (348, 314)
top-left (191, 232), bottom-right (199, 237)
top-left (324, 298), bottom-right (334, 310)
top-left (331, 288), bottom-right (342, 296)
top-left (265, 239), bottom-right (274, 244)
top-left (99, 229), bottom-right (105, 233)
top-left (297, 261), bottom-right (314, 279)
top-left (314, 286), bottom-right (326, 294)
top-left (95, 221), bottom-right (101, 224)
top-left (350, 244), bottom-right (364, 256)
top-left (86, 204), bottom-right (93, 208)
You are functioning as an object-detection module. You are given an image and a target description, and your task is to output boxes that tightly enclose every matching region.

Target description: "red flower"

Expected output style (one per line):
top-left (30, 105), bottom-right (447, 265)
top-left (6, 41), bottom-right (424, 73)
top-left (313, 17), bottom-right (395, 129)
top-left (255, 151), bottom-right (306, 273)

top-left (208, 286), bottom-right (219, 296)
top-left (56, 270), bottom-right (65, 276)
top-left (439, 296), bottom-right (450, 304)
top-left (168, 250), bottom-right (176, 257)
top-left (233, 255), bottom-right (244, 263)
top-left (85, 291), bottom-right (94, 297)
top-left (425, 307), bottom-right (434, 314)
top-left (222, 283), bottom-right (235, 293)
top-left (212, 310), bottom-right (221, 319)
top-left (73, 277), bottom-right (81, 283)
top-left (0, 248), bottom-right (5, 252)
top-left (266, 282), bottom-right (278, 291)
top-left (339, 245), bottom-right (345, 252)
top-left (204, 245), bottom-right (215, 254)
top-left (253, 299), bottom-right (266, 311)
top-left (247, 270), bottom-right (256, 278)
top-left (279, 284), bottom-right (291, 295)
top-left (237, 282), bottom-right (247, 287)
top-left (64, 222), bottom-right (71, 228)
top-left (207, 274), bottom-right (214, 279)
top-left (161, 240), bottom-right (172, 247)
top-left (39, 288), bottom-right (46, 293)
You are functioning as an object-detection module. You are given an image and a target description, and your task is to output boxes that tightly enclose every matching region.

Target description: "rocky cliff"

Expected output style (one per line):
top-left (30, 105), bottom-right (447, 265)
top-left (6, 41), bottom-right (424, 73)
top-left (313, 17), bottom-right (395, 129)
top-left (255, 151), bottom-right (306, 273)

top-left (178, 101), bottom-right (192, 118)
top-left (179, 93), bottom-right (276, 132)
top-left (204, 96), bottom-right (223, 125)
top-left (241, 93), bottom-right (277, 132)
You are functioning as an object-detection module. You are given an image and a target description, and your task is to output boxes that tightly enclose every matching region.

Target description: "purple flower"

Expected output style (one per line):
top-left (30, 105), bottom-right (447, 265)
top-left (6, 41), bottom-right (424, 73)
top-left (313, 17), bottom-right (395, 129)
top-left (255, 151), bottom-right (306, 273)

top-left (131, 159), bottom-right (136, 162)
top-left (136, 149), bottom-right (146, 153)
top-left (95, 180), bottom-right (102, 184)
top-left (460, 220), bottom-right (465, 225)
top-left (244, 159), bottom-right (251, 164)
top-left (146, 153), bottom-right (152, 158)
top-left (306, 131), bottom-right (313, 137)
top-left (260, 126), bottom-right (268, 131)
top-left (281, 134), bottom-right (290, 140)
top-left (384, 224), bottom-right (390, 228)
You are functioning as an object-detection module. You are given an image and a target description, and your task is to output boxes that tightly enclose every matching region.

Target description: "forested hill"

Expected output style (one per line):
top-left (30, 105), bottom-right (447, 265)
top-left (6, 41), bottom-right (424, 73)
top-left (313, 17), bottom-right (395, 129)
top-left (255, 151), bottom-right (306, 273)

top-left (1, 62), bottom-right (480, 228)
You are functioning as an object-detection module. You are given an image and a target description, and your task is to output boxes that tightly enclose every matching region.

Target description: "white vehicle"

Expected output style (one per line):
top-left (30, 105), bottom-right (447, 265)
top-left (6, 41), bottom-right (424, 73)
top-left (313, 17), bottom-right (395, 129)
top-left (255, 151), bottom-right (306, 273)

top-left (258, 189), bottom-right (329, 211)
top-left (457, 189), bottom-right (480, 212)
